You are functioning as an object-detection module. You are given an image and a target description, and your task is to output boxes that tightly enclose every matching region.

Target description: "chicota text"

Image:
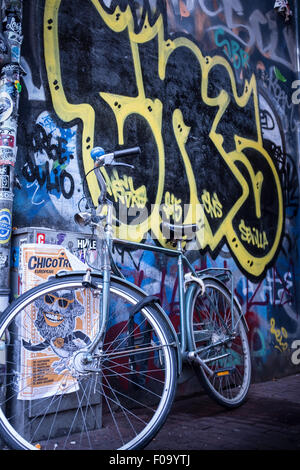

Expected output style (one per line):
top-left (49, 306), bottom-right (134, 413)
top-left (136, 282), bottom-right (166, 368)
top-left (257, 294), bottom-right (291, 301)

top-left (28, 255), bottom-right (71, 272)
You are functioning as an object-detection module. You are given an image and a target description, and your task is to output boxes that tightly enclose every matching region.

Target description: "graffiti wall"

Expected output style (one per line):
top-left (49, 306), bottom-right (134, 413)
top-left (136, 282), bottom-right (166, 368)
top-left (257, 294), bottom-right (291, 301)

top-left (12, 0), bottom-right (300, 381)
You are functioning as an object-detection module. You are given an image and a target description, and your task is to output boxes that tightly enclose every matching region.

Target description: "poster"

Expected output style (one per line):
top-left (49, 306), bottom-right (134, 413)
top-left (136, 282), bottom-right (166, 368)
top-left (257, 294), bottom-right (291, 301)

top-left (18, 244), bottom-right (100, 400)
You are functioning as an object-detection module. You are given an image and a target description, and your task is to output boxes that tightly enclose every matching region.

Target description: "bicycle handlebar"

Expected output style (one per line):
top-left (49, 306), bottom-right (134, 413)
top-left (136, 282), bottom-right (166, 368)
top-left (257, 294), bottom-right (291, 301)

top-left (90, 145), bottom-right (141, 207)
top-left (91, 146), bottom-right (141, 167)
top-left (75, 145), bottom-right (142, 228)
top-left (113, 146), bottom-right (141, 159)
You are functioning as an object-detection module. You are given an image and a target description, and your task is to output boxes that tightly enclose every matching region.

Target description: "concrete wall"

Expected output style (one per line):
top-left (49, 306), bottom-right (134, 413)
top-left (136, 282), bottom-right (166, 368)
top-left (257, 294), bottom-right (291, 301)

top-left (12, 0), bottom-right (300, 382)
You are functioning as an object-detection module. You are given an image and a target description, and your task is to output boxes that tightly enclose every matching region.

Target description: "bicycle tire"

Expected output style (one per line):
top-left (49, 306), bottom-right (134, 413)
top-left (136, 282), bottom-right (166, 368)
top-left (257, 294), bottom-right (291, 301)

top-left (189, 278), bottom-right (251, 408)
top-left (0, 273), bottom-right (177, 450)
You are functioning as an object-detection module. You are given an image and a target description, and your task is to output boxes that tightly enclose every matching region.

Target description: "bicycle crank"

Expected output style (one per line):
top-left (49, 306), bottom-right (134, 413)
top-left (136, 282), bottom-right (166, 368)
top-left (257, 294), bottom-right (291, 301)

top-left (186, 351), bottom-right (214, 376)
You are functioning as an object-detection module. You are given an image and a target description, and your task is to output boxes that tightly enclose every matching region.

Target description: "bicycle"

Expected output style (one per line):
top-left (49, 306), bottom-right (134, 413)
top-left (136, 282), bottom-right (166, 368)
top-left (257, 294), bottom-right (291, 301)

top-left (0, 146), bottom-right (251, 450)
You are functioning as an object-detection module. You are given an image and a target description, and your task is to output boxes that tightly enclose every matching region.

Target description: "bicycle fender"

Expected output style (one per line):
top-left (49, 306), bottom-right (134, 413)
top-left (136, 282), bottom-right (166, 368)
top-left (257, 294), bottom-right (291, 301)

top-left (129, 295), bottom-right (161, 316)
top-left (186, 276), bottom-right (249, 333)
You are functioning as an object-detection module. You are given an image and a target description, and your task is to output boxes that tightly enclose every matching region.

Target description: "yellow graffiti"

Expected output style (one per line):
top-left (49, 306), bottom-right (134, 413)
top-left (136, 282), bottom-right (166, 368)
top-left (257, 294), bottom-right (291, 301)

top-left (201, 190), bottom-right (223, 218)
top-left (162, 191), bottom-right (183, 222)
top-left (43, 0), bottom-right (283, 276)
top-left (239, 219), bottom-right (269, 250)
top-left (104, 169), bottom-right (147, 209)
top-left (270, 318), bottom-right (288, 353)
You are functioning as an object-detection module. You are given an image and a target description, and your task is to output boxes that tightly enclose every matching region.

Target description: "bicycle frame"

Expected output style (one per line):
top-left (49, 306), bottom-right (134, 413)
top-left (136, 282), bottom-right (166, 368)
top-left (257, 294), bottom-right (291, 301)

top-left (109, 236), bottom-right (248, 359)
top-left (79, 155), bottom-right (248, 373)
top-left (111, 237), bottom-right (194, 356)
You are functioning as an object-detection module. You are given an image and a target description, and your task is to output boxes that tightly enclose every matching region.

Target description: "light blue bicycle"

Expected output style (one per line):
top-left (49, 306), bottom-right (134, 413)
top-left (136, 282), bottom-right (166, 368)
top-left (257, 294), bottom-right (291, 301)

top-left (0, 146), bottom-right (251, 450)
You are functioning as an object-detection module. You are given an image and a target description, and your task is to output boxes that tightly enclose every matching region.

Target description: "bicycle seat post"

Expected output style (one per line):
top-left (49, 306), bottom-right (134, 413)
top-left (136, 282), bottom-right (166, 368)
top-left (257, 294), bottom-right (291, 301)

top-left (176, 240), bottom-right (183, 252)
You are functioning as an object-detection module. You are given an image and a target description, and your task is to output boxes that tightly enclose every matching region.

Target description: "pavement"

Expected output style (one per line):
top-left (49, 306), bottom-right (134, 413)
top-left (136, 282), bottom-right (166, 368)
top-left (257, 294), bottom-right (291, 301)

top-left (145, 372), bottom-right (300, 451)
top-left (2, 372), bottom-right (299, 456)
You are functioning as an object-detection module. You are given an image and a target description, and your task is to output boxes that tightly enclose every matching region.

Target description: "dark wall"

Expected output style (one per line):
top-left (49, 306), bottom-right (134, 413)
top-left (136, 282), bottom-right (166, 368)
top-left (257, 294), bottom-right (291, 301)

top-left (13, 0), bottom-right (300, 381)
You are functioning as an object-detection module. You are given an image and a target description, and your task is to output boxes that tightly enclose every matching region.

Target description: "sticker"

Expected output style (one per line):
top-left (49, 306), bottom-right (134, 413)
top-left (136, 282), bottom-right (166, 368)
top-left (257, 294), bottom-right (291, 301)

top-left (0, 91), bottom-right (13, 123)
top-left (18, 244), bottom-right (95, 400)
top-left (11, 45), bottom-right (21, 64)
top-left (27, 252), bottom-right (71, 273)
top-left (11, 246), bottom-right (19, 268)
top-left (0, 64), bottom-right (19, 80)
top-left (36, 233), bottom-right (46, 244)
top-left (5, 15), bottom-right (22, 39)
top-left (0, 165), bottom-right (10, 191)
top-left (0, 191), bottom-right (13, 201)
top-left (0, 208), bottom-right (12, 244)
top-left (0, 166), bottom-right (13, 201)
top-left (0, 128), bottom-right (15, 148)
top-left (0, 147), bottom-right (15, 166)
top-left (77, 238), bottom-right (97, 250)
top-left (0, 252), bottom-right (7, 267)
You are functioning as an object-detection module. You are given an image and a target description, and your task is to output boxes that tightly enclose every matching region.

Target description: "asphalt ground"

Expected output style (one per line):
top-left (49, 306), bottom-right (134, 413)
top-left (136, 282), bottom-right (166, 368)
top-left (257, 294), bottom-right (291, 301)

top-left (2, 372), bottom-right (300, 463)
top-left (145, 372), bottom-right (300, 451)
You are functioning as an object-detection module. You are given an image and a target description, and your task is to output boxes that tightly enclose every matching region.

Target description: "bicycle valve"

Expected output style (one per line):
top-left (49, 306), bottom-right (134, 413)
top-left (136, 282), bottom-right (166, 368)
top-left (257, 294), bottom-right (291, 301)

top-left (83, 268), bottom-right (92, 285)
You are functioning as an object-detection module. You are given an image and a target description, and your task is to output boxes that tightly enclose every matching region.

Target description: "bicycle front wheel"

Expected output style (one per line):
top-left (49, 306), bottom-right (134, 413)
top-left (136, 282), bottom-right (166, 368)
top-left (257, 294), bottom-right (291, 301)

top-left (0, 274), bottom-right (177, 450)
top-left (189, 278), bottom-right (251, 408)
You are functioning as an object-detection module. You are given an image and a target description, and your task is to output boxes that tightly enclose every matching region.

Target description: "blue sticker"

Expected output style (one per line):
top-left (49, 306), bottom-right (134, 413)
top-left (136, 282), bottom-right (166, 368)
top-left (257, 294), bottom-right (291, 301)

top-left (0, 208), bottom-right (12, 244)
top-left (11, 246), bottom-right (19, 268)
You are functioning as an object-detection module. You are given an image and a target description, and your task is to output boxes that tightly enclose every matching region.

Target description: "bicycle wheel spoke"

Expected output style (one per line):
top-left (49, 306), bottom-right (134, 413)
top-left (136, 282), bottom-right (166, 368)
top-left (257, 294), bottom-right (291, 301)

top-left (102, 375), bottom-right (145, 432)
top-left (103, 354), bottom-right (167, 384)
top-left (104, 316), bottom-right (149, 354)
top-left (102, 362), bottom-right (165, 400)
top-left (191, 279), bottom-right (251, 408)
top-left (0, 278), bottom-right (176, 450)
top-left (65, 382), bottom-right (95, 450)
top-left (99, 379), bottom-right (155, 413)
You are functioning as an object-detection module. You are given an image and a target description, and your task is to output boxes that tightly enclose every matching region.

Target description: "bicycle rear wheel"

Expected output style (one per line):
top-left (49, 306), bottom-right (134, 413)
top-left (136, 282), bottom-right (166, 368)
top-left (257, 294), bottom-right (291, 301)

top-left (0, 274), bottom-right (177, 450)
top-left (189, 278), bottom-right (251, 408)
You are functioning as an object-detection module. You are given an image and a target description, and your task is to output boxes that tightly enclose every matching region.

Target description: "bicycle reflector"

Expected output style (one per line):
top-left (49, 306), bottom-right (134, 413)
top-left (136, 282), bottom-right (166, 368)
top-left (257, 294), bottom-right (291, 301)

top-left (216, 370), bottom-right (231, 377)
